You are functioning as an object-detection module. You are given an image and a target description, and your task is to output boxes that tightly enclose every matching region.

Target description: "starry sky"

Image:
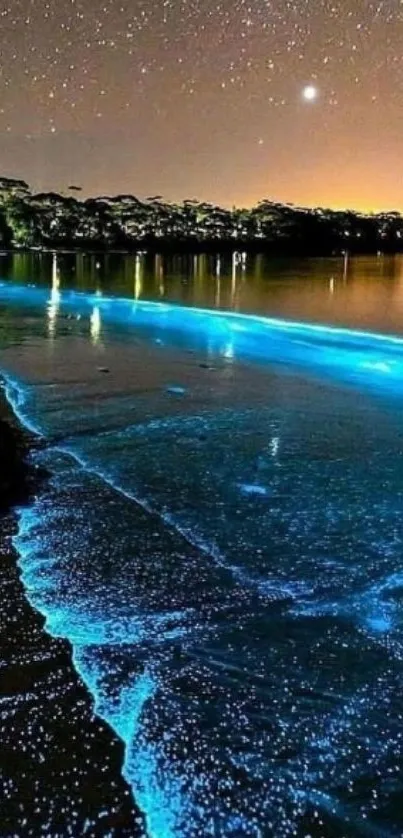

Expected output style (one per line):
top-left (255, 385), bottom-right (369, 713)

top-left (1, 0), bottom-right (402, 210)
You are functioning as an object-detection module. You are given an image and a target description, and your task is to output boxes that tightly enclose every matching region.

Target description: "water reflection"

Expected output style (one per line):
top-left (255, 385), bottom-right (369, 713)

top-left (47, 253), bottom-right (61, 338)
top-left (2, 250), bottom-right (403, 334)
top-left (134, 253), bottom-right (143, 300)
top-left (90, 306), bottom-right (102, 344)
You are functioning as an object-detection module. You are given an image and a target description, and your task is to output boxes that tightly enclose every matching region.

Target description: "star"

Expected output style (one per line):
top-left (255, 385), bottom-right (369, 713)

top-left (0, 0), bottom-right (400, 211)
top-left (302, 84), bottom-right (318, 102)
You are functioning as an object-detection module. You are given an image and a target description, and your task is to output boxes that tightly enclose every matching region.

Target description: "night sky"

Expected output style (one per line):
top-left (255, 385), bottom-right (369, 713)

top-left (1, 0), bottom-right (402, 210)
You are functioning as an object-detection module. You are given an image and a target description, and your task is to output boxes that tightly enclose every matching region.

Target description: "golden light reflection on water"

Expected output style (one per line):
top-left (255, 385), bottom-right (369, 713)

top-left (47, 253), bottom-right (61, 338)
top-left (90, 306), bottom-right (102, 344)
top-left (4, 251), bottom-right (403, 336)
top-left (134, 253), bottom-right (143, 300)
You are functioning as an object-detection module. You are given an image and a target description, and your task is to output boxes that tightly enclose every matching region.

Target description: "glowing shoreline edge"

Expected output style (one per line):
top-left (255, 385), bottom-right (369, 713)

top-left (1, 379), bottom-right (326, 838)
top-left (3, 376), bottom-right (187, 838)
top-left (1, 284), bottom-right (403, 835)
top-left (2, 282), bottom-right (403, 396)
top-left (3, 281), bottom-right (403, 401)
top-left (4, 376), bottom-right (399, 838)
top-left (5, 362), bottom-right (269, 837)
top-left (1, 279), bottom-right (403, 348)
top-left (3, 373), bottom-right (353, 838)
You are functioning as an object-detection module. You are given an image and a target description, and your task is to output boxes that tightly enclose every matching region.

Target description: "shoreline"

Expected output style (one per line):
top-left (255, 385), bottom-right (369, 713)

top-left (2, 244), bottom-right (402, 256)
top-left (0, 384), bottom-right (145, 836)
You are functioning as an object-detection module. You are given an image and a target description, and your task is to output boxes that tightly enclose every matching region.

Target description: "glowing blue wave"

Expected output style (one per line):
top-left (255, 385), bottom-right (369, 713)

top-left (1, 280), bottom-right (403, 394)
top-left (2, 281), bottom-right (403, 836)
top-left (11, 455), bottom-right (190, 838)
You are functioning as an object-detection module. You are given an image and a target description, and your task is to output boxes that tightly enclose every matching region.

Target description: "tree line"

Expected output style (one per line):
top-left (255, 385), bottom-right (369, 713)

top-left (0, 175), bottom-right (402, 254)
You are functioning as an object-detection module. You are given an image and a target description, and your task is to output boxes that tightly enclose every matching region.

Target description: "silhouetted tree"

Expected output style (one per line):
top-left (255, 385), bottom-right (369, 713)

top-left (0, 174), bottom-right (402, 255)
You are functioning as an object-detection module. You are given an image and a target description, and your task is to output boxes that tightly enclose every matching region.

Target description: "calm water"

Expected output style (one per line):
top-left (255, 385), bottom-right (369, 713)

top-left (1, 254), bottom-right (403, 837)
top-left (1, 250), bottom-right (403, 333)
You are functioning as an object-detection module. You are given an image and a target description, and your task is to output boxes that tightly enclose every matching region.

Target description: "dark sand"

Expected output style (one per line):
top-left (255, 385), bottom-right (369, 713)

top-left (0, 388), bottom-right (145, 836)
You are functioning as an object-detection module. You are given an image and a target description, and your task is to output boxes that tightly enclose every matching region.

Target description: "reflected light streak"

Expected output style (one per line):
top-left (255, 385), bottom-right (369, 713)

top-left (231, 254), bottom-right (237, 308)
top-left (47, 253), bottom-right (61, 338)
top-left (135, 254), bottom-right (143, 300)
top-left (90, 306), bottom-right (102, 344)
top-left (215, 276), bottom-right (221, 308)
top-left (159, 269), bottom-right (165, 298)
top-left (224, 341), bottom-right (234, 360)
top-left (343, 253), bottom-right (349, 283)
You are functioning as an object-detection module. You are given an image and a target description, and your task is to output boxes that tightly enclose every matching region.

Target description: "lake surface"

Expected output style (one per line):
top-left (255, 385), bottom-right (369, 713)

top-left (1, 250), bottom-right (403, 334)
top-left (1, 253), bottom-right (403, 837)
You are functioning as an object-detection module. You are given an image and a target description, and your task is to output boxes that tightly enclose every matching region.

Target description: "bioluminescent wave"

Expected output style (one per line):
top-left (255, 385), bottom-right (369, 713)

top-left (1, 281), bottom-right (403, 836)
top-left (2, 280), bottom-right (403, 395)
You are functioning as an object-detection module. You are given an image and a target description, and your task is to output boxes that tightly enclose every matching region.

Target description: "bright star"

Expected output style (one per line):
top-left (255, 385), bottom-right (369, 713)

top-left (302, 85), bottom-right (318, 102)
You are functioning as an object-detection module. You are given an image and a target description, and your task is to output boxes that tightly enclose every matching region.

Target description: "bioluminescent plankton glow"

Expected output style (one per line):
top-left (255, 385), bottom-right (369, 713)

top-left (2, 281), bottom-right (403, 395)
top-left (2, 281), bottom-right (403, 836)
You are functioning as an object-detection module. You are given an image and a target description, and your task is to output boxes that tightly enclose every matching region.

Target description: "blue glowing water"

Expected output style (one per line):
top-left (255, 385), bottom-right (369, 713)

top-left (1, 282), bottom-right (403, 836)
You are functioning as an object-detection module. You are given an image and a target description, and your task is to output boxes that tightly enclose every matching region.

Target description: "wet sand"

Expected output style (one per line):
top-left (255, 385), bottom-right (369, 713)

top-left (0, 387), bottom-right (145, 836)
